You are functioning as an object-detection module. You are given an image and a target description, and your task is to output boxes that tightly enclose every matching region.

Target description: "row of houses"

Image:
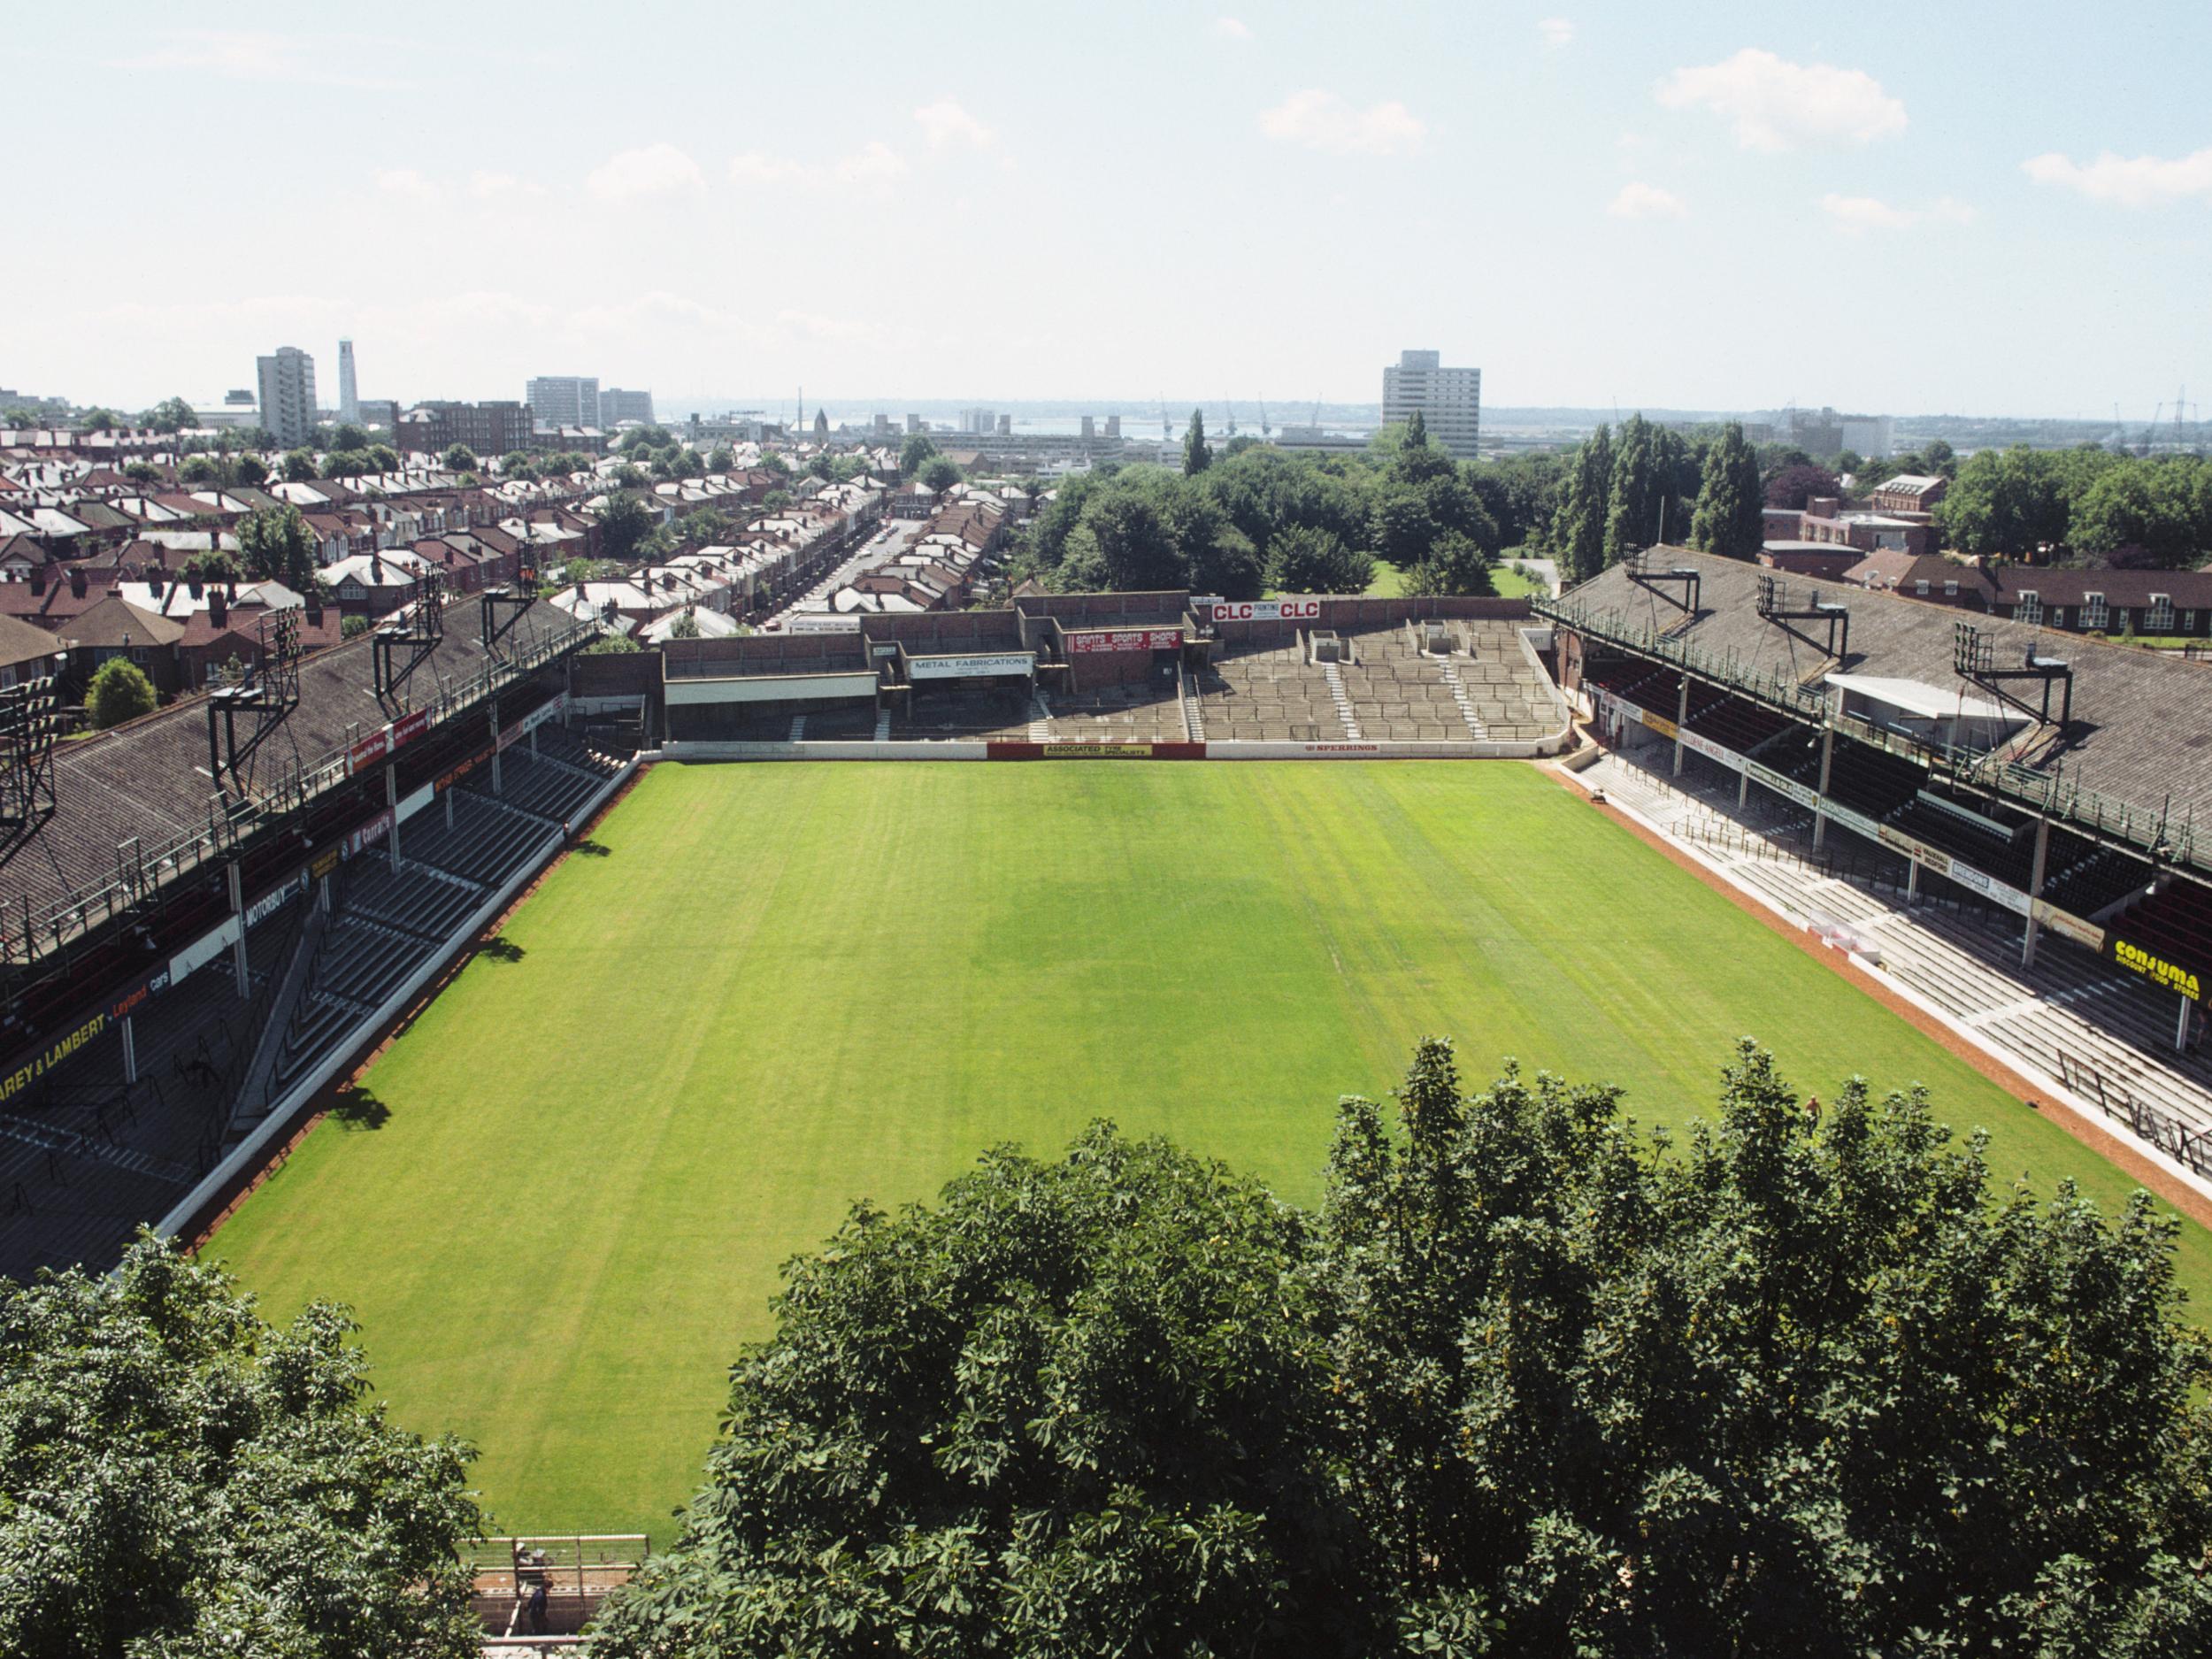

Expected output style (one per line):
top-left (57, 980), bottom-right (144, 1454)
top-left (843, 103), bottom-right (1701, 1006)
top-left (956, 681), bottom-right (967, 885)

top-left (826, 484), bottom-right (1018, 618)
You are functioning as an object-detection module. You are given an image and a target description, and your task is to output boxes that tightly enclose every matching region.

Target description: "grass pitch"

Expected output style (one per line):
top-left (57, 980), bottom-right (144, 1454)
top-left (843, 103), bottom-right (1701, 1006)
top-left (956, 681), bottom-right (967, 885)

top-left (209, 762), bottom-right (2212, 1543)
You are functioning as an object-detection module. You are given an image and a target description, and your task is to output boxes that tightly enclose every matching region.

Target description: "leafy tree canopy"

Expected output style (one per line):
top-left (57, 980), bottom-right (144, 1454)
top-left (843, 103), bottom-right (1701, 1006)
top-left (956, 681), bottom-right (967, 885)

top-left (440, 443), bottom-right (477, 473)
top-left (85, 657), bottom-right (156, 727)
top-left (0, 1233), bottom-right (480, 1659)
top-left (918, 455), bottom-right (963, 492)
top-left (1182, 408), bottom-right (1211, 476)
top-left (142, 395), bottom-right (197, 434)
top-left (597, 1040), bottom-right (2212, 1657)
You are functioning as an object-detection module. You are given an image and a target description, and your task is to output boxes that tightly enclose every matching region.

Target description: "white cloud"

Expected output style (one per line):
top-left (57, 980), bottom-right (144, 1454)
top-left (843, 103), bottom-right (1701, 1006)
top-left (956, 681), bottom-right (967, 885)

top-left (585, 142), bottom-right (705, 203)
top-left (468, 171), bottom-right (545, 200)
top-left (2022, 147), bottom-right (2212, 208)
top-left (374, 167), bottom-right (443, 204)
top-left (912, 98), bottom-right (995, 150)
top-left (728, 150), bottom-right (814, 187)
top-left (1819, 192), bottom-right (1974, 232)
top-left (1609, 181), bottom-right (1686, 219)
top-left (1258, 89), bottom-right (1427, 157)
top-left (113, 29), bottom-right (412, 88)
top-left (834, 142), bottom-right (911, 187)
top-left (1658, 48), bottom-right (1906, 150)
top-left (1215, 17), bottom-right (1252, 39)
top-left (1539, 18), bottom-right (1575, 49)
top-left (728, 142), bottom-right (911, 193)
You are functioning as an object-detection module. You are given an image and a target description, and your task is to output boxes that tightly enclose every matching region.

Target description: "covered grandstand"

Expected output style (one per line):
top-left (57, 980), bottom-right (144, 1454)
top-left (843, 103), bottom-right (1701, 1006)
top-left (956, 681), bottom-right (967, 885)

top-left (1542, 549), bottom-right (2212, 1058)
top-left (0, 580), bottom-right (627, 1279)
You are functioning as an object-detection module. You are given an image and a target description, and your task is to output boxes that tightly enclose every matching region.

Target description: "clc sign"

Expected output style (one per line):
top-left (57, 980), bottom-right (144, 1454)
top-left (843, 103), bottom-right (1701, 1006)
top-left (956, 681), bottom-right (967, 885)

top-left (1211, 598), bottom-right (1321, 623)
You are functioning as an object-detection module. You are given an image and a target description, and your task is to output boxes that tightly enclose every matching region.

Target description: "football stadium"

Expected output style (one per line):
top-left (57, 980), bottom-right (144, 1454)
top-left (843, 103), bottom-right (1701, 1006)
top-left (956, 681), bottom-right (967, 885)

top-left (8, 558), bottom-right (2212, 1614)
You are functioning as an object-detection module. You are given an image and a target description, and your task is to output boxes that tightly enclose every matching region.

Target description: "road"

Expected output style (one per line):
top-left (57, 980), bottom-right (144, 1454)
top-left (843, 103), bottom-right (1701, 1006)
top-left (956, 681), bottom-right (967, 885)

top-left (764, 517), bottom-right (926, 628)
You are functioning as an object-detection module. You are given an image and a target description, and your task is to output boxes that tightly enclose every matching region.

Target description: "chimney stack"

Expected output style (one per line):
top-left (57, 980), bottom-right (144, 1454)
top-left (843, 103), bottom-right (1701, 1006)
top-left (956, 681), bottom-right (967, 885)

top-left (68, 568), bottom-right (86, 599)
top-left (208, 588), bottom-right (227, 628)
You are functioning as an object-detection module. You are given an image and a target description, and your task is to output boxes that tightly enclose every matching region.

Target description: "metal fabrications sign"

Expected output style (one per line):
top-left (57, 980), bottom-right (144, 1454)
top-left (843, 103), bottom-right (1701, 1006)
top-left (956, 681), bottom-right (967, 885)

top-left (910, 653), bottom-right (1035, 680)
top-left (2112, 938), bottom-right (2202, 1001)
top-left (1209, 599), bottom-right (1322, 623)
top-left (1064, 627), bottom-right (1183, 654)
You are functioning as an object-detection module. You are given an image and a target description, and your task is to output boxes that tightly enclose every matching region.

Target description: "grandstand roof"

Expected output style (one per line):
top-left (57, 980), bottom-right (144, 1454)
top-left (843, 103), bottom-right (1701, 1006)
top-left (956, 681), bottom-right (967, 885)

top-left (1556, 548), bottom-right (2212, 830)
top-left (0, 595), bottom-right (590, 931)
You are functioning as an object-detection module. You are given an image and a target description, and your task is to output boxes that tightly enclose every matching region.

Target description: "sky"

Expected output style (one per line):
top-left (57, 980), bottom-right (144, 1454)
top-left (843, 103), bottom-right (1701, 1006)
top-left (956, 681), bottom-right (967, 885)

top-left (6, 0), bottom-right (2209, 420)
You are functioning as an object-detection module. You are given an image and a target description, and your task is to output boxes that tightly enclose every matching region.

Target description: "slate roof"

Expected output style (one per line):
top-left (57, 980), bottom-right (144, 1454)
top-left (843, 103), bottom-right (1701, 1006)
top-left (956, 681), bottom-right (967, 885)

top-left (0, 596), bottom-right (591, 930)
top-left (1555, 547), bottom-right (2212, 836)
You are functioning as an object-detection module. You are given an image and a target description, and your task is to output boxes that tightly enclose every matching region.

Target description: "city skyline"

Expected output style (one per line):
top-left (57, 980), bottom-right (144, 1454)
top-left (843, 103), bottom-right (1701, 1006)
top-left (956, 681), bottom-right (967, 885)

top-left (5, 1), bottom-right (2208, 419)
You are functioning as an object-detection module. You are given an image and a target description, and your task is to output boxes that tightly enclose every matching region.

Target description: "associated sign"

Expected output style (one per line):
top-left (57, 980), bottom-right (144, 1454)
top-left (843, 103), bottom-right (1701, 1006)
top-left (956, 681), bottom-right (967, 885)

top-left (1210, 598), bottom-right (1322, 624)
top-left (1064, 627), bottom-right (1183, 654)
top-left (910, 652), bottom-right (1035, 680)
top-left (1042, 742), bottom-right (1153, 757)
top-left (2112, 937), bottom-right (2203, 1001)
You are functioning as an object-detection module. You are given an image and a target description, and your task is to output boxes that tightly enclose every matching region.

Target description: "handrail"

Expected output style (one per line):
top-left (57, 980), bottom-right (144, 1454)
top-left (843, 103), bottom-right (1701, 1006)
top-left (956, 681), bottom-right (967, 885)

top-left (1539, 591), bottom-right (2204, 878)
top-left (6, 615), bottom-right (601, 975)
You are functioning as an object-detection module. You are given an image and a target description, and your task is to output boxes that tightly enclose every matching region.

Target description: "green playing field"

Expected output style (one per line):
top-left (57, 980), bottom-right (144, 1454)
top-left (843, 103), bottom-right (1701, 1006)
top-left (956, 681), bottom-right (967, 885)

top-left (206, 760), bottom-right (2212, 1544)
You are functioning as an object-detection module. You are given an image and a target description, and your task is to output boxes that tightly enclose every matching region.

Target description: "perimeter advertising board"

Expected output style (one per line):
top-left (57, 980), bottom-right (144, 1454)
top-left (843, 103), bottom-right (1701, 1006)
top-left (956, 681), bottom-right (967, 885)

top-left (1064, 628), bottom-right (1183, 654)
top-left (1678, 728), bottom-right (1744, 772)
top-left (910, 653), bottom-right (1035, 680)
top-left (1208, 599), bottom-right (1322, 624)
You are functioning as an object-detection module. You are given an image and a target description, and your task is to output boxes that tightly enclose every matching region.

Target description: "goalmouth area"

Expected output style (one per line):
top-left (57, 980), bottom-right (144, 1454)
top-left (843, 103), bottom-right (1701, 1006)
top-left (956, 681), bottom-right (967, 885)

top-left (204, 761), bottom-right (2212, 1545)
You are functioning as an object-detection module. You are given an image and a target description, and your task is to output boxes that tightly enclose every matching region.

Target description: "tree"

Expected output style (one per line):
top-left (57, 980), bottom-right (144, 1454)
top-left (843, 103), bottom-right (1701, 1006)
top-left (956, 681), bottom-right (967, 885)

top-left (1935, 447), bottom-right (2071, 557)
top-left (585, 629), bottom-right (641, 654)
top-left (237, 503), bottom-right (320, 590)
top-left (591, 1124), bottom-right (1363, 1658)
top-left (707, 444), bottom-right (735, 472)
top-left (595, 491), bottom-right (659, 565)
top-left (0, 1233), bottom-right (480, 1659)
top-left (1763, 462), bottom-right (1840, 511)
top-left (330, 422), bottom-right (371, 454)
top-left (1074, 490), bottom-right (1184, 590)
top-left (761, 488), bottom-right (791, 511)
top-left (230, 452), bottom-right (269, 487)
top-left (1689, 420), bottom-right (1765, 560)
top-left (597, 1041), bottom-right (2212, 1656)
top-left (1268, 524), bottom-right (1373, 595)
top-left (1403, 529), bottom-right (1495, 596)
top-left (86, 657), bottom-right (157, 727)
top-left (1551, 425), bottom-right (1613, 582)
top-left (322, 449), bottom-right (376, 480)
top-left (180, 550), bottom-right (242, 584)
top-left (2073, 457), bottom-right (2212, 568)
top-left (281, 447), bottom-right (319, 482)
top-left (668, 607), bottom-right (703, 640)
top-left (123, 460), bottom-right (162, 485)
top-left (76, 406), bottom-right (121, 432)
top-left (441, 443), bottom-right (477, 473)
top-left (342, 614), bottom-right (372, 639)
top-left (1370, 490), bottom-right (1440, 571)
top-left (918, 455), bottom-right (963, 492)
top-left (1603, 412), bottom-right (1683, 565)
top-left (500, 450), bottom-right (535, 480)
top-left (142, 395), bottom-right (197, 434)
top-left (1388, 410), bottom-right (1457, 488)
top-left (1182, 408), bottom-right (1212, 476)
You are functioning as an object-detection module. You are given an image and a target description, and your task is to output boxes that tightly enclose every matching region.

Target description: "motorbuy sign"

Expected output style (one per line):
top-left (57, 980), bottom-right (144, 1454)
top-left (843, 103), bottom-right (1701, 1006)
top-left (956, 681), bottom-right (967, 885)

top-left (910, 653), bottom-right (1035, 680)
top-left (1210, 598), bottom-right (1321, 624)
top-left (1065, 628), bottom-right (1182, 654)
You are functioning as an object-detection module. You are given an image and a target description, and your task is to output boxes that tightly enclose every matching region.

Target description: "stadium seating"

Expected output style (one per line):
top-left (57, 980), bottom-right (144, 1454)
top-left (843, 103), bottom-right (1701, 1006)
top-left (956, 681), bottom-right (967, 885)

top-left (890, 690), bottom-right (1034, 741)
top-left (2040, 839), bottom-right (2156, 920)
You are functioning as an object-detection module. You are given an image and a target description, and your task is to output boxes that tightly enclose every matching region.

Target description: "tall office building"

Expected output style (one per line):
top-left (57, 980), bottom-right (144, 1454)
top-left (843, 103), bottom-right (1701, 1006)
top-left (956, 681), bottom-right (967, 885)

top-left (526, 375), bottom-right (600, 430)
top-left (256, 346), bottom-right (318, 448)
top-left (336, 339), bottom-right (359, 425)
top-left (1380, 349), bottom-right (1481, 459)
top-left (597, 387), bottom-right (654, 427)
